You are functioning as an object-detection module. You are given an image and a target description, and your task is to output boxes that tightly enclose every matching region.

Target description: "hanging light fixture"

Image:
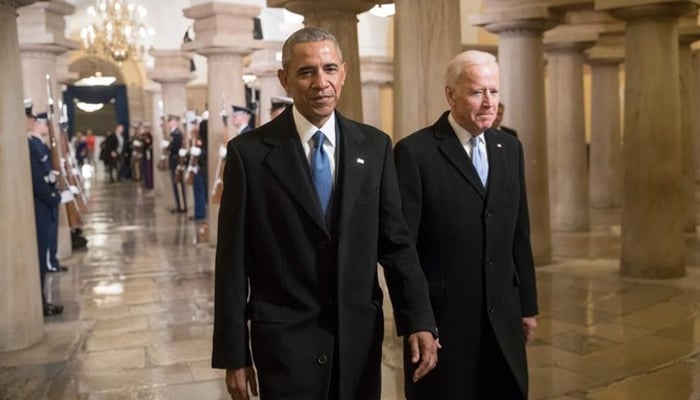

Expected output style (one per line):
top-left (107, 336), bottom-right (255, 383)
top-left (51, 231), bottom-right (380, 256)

top-left (80, 0), bottom-right (155, 65)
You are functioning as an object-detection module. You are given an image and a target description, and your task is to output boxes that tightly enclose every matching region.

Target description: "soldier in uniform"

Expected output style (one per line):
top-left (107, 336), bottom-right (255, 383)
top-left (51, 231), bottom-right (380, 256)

top-left (166, 114), bottom-right (187, 213)
top-left (26, 99), bottom-right (64, 316)
top-left (229, 105), bottom-right (253, 135)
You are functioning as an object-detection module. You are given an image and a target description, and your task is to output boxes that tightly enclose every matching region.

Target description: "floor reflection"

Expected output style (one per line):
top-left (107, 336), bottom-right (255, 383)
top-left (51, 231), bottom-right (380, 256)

top-left (1, 177), bottom-right (700, 400)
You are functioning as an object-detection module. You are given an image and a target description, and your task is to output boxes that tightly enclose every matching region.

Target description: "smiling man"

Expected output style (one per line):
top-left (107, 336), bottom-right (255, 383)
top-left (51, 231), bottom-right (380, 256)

top-left (212, 27), bottom-right (439, 400)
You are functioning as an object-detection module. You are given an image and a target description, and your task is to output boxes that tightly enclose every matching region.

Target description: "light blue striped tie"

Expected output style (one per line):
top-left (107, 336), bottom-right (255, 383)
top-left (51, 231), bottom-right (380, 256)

top-left (311, 131), bottom-right (331, 213)
top-left (470, 136), bottom-right (488, 187)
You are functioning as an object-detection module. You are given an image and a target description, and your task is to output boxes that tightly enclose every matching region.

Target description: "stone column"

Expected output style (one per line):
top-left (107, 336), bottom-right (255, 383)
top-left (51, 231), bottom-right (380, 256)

top-left (472, 8), bottom-right (559, 265)
top-left (694, 47), bottom-right (700, 182)
top-left (183, 1), bottom-right (260, 246)
top-left (18, 0), bottom-right (79, 261)
top-left (149, 50), bottom-right (193, 136)
top-left (544, 33), bottom-right (595, 232)
top-left (586, 35), bottom-right (624, 209)
top-left (0, 0), bottom-right (44, 352)
top-left (678, 18), bottom-right (700, 233)
top-left (598, 0), bottom-right (699, 278)
top-left (268, 0), bottom-right (381, 122)
top-left (393, 0), bottom-right (462, 139)
top-left (360, 56), bottom-right (392, 137)
top-left (247, 40), bottom-right (286, 126)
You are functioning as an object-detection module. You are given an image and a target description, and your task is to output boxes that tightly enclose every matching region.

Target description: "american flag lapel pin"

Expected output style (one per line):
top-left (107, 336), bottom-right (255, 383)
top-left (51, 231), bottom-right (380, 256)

top-left (356, 158), bottom-right (365, 164)
top-left (497, 143), bottom-right (502, 148)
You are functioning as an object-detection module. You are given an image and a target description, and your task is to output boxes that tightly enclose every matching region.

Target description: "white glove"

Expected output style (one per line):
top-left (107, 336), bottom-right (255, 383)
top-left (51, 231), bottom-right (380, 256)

top-left (160, 139), bottom-right (170, 149)
top-left (72, 167), bottom-right (80, 176)
top-left (48, 170), bottom-right (58, 183)
top-left (218, 145), bottom-right (227, 159)
top-left (178, 148), bottom-right (188, 157)
top-left (132, 139), bottom-right (143, 147)
top-left (190, 146), bottom-right (202, 157)
top-left (69, 185), bottom-right (80, 195)
top-left (60, 190), bottom-right (74, 204)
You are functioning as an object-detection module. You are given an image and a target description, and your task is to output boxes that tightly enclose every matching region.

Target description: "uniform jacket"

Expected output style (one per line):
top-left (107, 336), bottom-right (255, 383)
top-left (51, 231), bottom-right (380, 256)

top-left (212, 107), bottom-right (435, 400)
top-left (394, 111), bottom-right (538, 399)
top-left (28, 136), bottom-right (60, 219)
top-left (168, 128), bottom-right (183, 171)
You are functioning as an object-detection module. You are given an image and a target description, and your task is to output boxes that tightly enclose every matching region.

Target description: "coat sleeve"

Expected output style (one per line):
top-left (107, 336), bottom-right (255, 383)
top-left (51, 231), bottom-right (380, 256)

top-left (211, 140), bottom-right (252, 369)
top-left (513, 141), bottom-right (538, 317)
top-left (376, 136), bottom-right (436, 337)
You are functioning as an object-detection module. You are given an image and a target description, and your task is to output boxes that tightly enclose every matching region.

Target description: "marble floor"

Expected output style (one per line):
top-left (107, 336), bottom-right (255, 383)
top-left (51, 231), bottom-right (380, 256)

top-left (2, 174), bottom-right (700, 400)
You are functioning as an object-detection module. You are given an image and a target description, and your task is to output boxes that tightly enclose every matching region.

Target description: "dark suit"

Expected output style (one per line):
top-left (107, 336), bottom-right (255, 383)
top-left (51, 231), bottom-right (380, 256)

top-left (167, 129), bottom-right (186, 211)
top-left (394, 111), bottom-right (538, 399)
top-left (28, 135), bottom-right (61, 303)
top-left (499, 125), bottom-right (518, 138)
top-left (212, 107), bottom-right (435, 400)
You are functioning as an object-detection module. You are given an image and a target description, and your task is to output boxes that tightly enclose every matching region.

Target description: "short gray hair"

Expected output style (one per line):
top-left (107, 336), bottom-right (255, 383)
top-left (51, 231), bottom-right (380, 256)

top-left (444, 50), bottom-right (497, 87)
top-left (281, 27), bottom-right (343, 70)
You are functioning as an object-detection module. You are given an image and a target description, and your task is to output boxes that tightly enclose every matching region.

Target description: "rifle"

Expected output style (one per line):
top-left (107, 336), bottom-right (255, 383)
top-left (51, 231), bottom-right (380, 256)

top-left (211, 100), bottom-right (228, 204)
top-left (58, 104), bottom-right (88, 213)
top-left (46, 74), bottom-right (83, 228)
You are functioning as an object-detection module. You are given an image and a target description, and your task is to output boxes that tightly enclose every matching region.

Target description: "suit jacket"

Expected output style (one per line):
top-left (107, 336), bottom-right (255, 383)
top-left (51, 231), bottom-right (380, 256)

top-left (394, 111), bottom-right (538, 399)
top-left (212, 107), bottom-right (435, 400)
top-left (499, 125), bottom-right (518, 138)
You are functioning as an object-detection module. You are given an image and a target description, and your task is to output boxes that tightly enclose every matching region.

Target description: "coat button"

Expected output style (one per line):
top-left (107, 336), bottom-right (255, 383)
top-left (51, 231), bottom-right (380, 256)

top-left (317, 353), bottom-right (329, 365)
top-left (488, 306), bottom-right (495, 314)
top-left (317, 240), bottom-right (328, 249)
top-left (486, 259), bottom-right (494, 267)
top-left (485, 210), bottom-right (492, 218)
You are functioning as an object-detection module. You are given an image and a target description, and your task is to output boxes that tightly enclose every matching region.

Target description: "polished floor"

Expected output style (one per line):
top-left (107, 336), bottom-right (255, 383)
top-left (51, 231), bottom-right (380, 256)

top-left (2, 170), bottom-right (700, 400)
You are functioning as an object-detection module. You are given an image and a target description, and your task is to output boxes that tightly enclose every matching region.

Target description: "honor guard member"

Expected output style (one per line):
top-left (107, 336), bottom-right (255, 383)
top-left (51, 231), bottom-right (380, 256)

top-left (26, 99), bottom-right (64, 316)
top-left (229, 105), bottom-right (253, 135)
top-left (269, 95), bottom-right (293, 120)
top-left (166, 114), bottom-right (187, 213)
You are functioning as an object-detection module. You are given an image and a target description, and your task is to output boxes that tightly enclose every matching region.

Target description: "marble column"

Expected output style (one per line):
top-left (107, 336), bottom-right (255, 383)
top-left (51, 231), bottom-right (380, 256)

top-left (360, 56), bottom-right (392, 138)
top-left (393, 0), bottom-right (462, 140)
top-left (598, 0), bottom-right (699, 278)
top-left (149, 50), bottom-right (193, 137)
top-left (18, 0), bottom-right (79, 261)
top-left (0, 0), bottom-right (44, 352)
top-left (247, 40), bottom-right (286, 126)
top-left (183, 1), bottom-right (260, 246)
top-left (694, 47), bottom-right (700, 182)
top-left (678, 19), bottom-right (700, 233)
top-left (268, 0), bottom-right (380, 122)
top-left (473, 9), bottom-right (558, 265)
top-left (545, 38), bottom-right (594, 232)
top-left (586, 38), bottom-right (624, 209)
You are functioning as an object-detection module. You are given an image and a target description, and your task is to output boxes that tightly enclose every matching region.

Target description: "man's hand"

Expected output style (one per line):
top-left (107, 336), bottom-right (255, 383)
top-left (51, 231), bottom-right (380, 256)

top-left (225, 367), bottom-right (258, 400)
top-left (522, 316), bottom-right (537, 344)
top-left (408, 331), bottom-right (441, 382)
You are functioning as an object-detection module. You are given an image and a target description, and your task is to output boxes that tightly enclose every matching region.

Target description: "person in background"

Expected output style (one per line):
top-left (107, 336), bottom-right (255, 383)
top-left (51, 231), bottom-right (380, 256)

top-left (493, 102), bottom-right (518, 138)
top-left (394, 50), bottom-right (538, 399)
top-left (26, 99), bottom-right (64, 316)
top-left (212, 26), bottom-right (439, 400)
top-left (166, 115), bottom-right (187, 213)
top-left (85, 128), bottom-right (96, 166)
top-left (74, 131), bottom-right (88, 166)
top-left (269, 95), bottom-right (293, 120)
top-left (229, 105), bottom-right (253, 135)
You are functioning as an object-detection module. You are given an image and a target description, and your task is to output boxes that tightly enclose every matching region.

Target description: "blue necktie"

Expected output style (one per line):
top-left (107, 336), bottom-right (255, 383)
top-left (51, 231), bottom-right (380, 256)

top-left (311, 131), bottom-right (332, 214)
top-left (470, 136), bottom-right (488, 187)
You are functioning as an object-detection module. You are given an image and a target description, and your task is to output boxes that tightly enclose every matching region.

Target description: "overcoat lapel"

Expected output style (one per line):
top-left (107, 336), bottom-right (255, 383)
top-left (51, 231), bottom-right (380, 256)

top-left (335, 113), bottom-right (367, 234)
top-left (433, 113), bottom-right (486, 199)
top-left (484, 128), bottom-right (505, 198)
top-left (263, 109), bottom-right (329, 236)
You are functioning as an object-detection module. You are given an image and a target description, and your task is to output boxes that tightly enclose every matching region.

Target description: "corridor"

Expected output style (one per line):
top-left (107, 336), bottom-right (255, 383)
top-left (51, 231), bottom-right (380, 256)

top-left (2, 178), bottom-right (700, 399)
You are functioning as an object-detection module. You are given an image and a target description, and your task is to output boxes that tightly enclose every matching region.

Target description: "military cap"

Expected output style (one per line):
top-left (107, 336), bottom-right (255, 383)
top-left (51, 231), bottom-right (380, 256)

top-left (232, 105), bottom-right (253, 116)
top-left (24, 98), bottom-right (34, 118)
top-left (270, 96), bottom-right (293, 112)
top-left (167, 114), bottom-right (180, 121)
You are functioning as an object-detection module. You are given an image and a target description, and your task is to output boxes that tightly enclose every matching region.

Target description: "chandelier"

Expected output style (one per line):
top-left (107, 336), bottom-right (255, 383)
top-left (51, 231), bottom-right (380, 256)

top-left (80, 0), bottom-right (154, 65)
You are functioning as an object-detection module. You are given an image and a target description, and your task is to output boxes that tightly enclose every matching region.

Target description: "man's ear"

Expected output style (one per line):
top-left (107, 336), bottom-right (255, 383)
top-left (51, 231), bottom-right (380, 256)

top-left (445, 86), bottom-right (454, 107)
top-left (278, 69), bottom-right (288, 91)
top-left (340, 62), bottom-right (348, 86)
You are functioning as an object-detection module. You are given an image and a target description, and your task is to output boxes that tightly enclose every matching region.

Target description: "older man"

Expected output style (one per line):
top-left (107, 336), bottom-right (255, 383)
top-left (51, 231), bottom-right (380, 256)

top-left (394, 50), bottom-right (538, 399)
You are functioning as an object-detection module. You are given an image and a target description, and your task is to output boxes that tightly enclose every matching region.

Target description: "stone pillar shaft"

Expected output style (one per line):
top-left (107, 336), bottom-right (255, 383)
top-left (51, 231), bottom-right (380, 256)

top-left (0, 0), bottom-right (44, 352)
top-left (679, 32), bottom-right (700, 232)
top-left (589, 61), bottom-right (622, 209)
top-left (394, 0), bottom-right (462, 139)
top-left (480, 18), bottom-right (554, 264)
top-left (608, 5), bottom-right (694, 277)
top-left (546, 45), bottom-right (590, 232)
top-left (694, 48), bottom-right (700, 182)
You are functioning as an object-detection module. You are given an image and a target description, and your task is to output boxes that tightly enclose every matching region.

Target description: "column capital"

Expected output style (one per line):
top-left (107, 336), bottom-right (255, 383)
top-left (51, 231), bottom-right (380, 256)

top-left (148, 49), bottom-right (194, 84)
top-left (268, 0), bottom-right (377, 15)
top-left (596, 0), bottom-right (699, 20)
top-left (17, 0), bottom-right (78, 52)
top-left (471, 5), bottom-right (561, 36)
top-left (360, 55), bottom-right (393, 85)
top-left (586, 33), bottom-right (625, 64)
top-left (246, 40), bottom-right (283, 77)
top-left (679, 15), bottom-right (700, 45)
top-left (182, 1), bottom-right (261, 55)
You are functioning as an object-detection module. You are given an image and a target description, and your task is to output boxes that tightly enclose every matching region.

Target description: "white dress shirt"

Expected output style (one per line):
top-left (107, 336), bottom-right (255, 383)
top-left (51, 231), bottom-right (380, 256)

top-left (447, 112), bottom-right (489, 164)
top-left (293, 106), bottom-right (337, 185)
